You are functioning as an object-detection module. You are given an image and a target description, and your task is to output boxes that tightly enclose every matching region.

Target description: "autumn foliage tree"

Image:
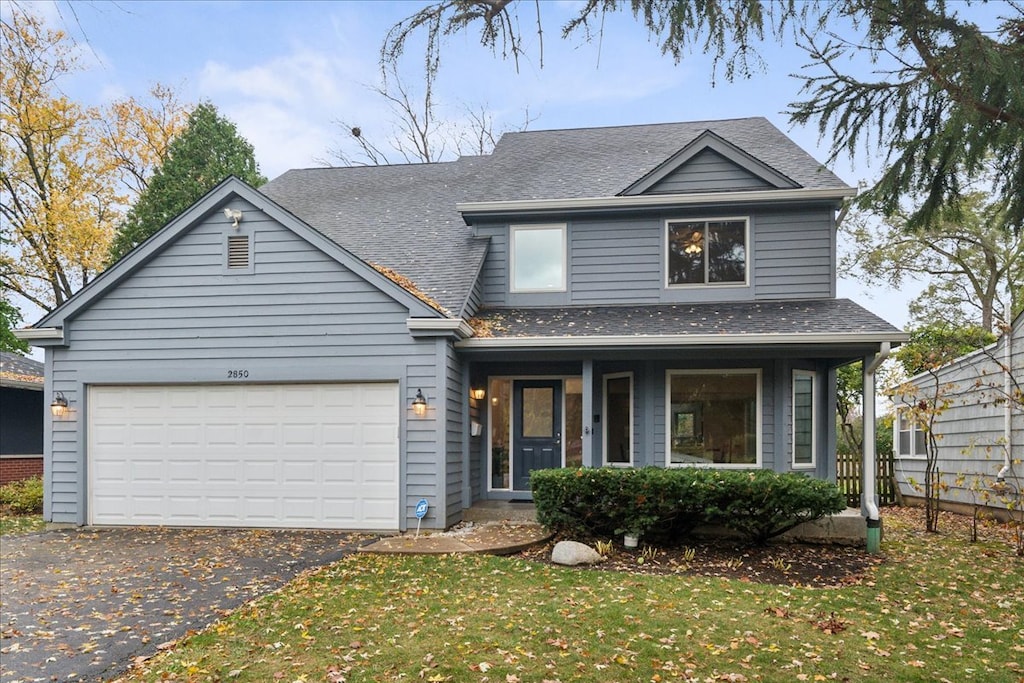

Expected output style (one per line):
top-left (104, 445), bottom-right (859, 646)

top-left (0, 7), bottom-right (188, 312)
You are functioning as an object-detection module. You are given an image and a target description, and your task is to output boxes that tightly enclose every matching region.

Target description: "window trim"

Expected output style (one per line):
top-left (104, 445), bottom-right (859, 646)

top-left (509, 224), bottom-right (567, 293)
top-left (791, 370), bottom-right (816, 469)
top-left (664, 216), bottom-right (750, 288)
top-left (895, 408), bottom-right (928, 459)
top-left (665, 368), bottom-right (762, 469)
top-left (602, 372), bottom-right (634, 467)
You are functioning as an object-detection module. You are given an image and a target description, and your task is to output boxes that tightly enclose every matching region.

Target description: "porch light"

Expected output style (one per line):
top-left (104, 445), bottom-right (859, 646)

top-left (470, 387), bottom-right (486, 400)
top-left (51, 391), bottom-right (69, 418)
top-left (411, 388), bottom-right (428, 417)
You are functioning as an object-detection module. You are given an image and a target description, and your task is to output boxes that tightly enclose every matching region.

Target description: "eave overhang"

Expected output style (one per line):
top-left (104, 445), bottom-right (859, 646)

top-left (407, 317), bottom-right (475, 339)
top-left (457, 187), bottom-right (856, 222)
top-left (456, 331), bottom-right (908, 351)
top-left (13, 327), bottom-right (64, 344)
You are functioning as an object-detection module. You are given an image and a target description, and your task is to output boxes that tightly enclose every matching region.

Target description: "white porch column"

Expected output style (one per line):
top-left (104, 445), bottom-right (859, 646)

top-left (862, 343), bottom-right (890, 553)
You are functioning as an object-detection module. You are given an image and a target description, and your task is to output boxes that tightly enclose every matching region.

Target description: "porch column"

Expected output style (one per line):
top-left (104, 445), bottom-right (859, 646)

top-left (861, 343), bottom-right (890, 553)
top-left (582, 359), bottom-right (594, 467)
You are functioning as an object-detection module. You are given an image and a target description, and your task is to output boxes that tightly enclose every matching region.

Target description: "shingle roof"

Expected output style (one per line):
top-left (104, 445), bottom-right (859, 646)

top-left (260, 117), bottom-right (849, 316)
top-left (0, 351), bottom-right (44, 389)
top-left (467, 299), bottom-right (901, 339)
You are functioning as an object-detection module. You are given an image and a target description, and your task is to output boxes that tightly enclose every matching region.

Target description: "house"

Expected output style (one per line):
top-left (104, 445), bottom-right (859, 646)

top-left (0, 352), bottom-right (45, 485)
top-left (18, 118), bottom-right (906, 532)
top-left (891, 312), bottom-right (1023, 516)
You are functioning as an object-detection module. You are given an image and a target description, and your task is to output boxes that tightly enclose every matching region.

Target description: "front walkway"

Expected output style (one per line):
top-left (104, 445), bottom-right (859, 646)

top-left (359, 520), bottom-right (551, 555)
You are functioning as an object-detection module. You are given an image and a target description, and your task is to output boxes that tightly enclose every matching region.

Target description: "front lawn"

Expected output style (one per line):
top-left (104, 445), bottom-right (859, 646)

top-left (121, 508), bottom-right (1023, 682)
top-left (0, 512), bottom-right (46, 536)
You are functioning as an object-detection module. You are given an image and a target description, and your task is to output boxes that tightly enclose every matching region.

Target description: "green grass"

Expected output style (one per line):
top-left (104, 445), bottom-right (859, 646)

top-left (0, 512), bottom-right (46, 536)
top-left (124, 509), bottom-right (1024, 682)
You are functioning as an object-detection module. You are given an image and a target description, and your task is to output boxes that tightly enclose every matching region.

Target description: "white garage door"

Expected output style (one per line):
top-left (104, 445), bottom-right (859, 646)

top-left (88, 383), bottom-right (400, 529)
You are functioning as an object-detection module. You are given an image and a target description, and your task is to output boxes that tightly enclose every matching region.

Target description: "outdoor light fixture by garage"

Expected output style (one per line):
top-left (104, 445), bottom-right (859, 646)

top-left (470, 387), bottom-right (486, 400)
top-left (51, 391), bottom-right (69, 418)
top-left (411, 389), bottom-right (428, 417)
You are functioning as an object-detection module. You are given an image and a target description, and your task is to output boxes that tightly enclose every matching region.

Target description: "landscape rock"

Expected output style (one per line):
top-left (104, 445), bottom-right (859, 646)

top-left (551, 540), bottom-right (603, 566)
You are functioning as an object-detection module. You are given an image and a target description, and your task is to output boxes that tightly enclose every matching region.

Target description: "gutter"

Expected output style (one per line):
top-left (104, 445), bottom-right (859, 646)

top-left (456, 187), bottom-right (856, 219)
top-left (862, 341), bottom-right (890, 553)
top-left (13, 327), bottom-right (64, 342)
top-left (457, 331), bottom-right (909, 350)
top-left (997, 328), bottom-right (1013, 481)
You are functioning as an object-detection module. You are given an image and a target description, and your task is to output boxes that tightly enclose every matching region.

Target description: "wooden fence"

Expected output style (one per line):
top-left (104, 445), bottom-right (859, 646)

top-left (836, 450), bottom-right (898, 508)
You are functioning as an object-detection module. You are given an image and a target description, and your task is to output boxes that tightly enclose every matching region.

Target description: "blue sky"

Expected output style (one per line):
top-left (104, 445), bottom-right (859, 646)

top-left (16, 0), bottom-right (1005, 329)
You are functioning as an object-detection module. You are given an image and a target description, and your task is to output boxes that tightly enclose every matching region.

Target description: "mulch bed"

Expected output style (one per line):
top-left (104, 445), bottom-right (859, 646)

top-left (516, 537), bottom-right (883, 588)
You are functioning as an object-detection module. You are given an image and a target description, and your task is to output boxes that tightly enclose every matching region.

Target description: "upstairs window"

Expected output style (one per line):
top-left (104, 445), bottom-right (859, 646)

top-left (510, 224), bottom-right (566, 292)
top-left (666, 218), bottom-right (747, 286)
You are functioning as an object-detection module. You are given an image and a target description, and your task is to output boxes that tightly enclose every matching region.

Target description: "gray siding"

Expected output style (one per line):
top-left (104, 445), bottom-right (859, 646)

top-left (476, 205), bottom-right (835, 309)
top-left (645, 149), bottom-right (775, 194)
top-left (444, 343), bottom-right (465, 525)
top-left (894, 319), bottom-right (1022, 512)
top-left (47, 202), bottom-right (442, 530)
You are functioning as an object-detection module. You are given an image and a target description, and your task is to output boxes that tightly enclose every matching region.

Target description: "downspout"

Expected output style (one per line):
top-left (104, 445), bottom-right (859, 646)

top-left (997, 328), bottom-right (1013, 482)
top-left (862, 342), bottom-right (890, 553)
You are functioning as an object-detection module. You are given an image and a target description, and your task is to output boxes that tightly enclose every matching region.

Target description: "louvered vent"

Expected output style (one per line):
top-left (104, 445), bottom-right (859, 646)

top-left (226, 235), bottom-right (250, 269)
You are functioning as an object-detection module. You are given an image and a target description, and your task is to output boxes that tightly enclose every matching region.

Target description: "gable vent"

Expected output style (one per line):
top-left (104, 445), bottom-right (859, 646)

top-left (226, 235), bottom-right (250, 269)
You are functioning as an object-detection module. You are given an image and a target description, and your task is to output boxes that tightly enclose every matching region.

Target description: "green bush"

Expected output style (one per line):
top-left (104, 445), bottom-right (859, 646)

top-left (705, 470), bottom-right (848, 544)
top-left (532, 467), bottom-right (846, 546)
top-left (0, 476), bottom-right (44, 515)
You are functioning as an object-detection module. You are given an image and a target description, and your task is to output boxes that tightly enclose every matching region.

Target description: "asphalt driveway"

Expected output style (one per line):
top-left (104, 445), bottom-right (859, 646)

top-left (0, 526), bottom-right (367, 682)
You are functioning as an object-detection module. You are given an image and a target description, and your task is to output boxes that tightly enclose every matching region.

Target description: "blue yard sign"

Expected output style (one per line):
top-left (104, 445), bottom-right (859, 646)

top-left (414, 498), bottom-right (429, 537)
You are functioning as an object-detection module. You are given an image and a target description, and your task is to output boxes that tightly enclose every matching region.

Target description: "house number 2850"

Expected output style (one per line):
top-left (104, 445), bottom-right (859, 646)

top-left (227, 369), bottom-right (249, 379)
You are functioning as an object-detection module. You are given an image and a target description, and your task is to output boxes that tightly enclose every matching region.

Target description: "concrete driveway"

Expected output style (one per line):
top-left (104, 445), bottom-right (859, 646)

top-left (0, 526), bottom-right (367, 682)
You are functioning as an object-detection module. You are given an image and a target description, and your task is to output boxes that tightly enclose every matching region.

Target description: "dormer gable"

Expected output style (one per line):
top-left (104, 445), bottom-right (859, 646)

top-left (621, 130), bottom-right (801, 196)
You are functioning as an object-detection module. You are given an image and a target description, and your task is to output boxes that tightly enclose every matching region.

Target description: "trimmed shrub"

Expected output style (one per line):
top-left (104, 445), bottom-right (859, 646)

top-left (532, 467), bottom-right (846, 546)
top-left (0, 476), bottom-right (44, 515)
top-left (703, 470), bottom-right (847, 544)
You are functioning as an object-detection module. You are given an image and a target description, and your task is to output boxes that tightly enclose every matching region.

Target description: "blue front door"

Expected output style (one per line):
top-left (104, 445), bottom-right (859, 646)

top-left (512, 380), bottom-right (562, 492)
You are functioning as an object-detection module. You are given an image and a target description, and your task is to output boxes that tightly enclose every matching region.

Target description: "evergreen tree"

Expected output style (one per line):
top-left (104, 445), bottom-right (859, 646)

top-left (108, 103), bottom-right (265, 263)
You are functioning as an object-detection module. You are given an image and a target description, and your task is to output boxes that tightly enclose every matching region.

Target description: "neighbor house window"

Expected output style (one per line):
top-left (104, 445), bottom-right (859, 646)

top-left (667, 370), bottom-right (761, 467)
top-left (666, 218), bottom-right (747, 286)
top-left (603, 373), bottom-right (633, 466)
top-left (792, 370), bottom-right (815, 468)
top-left (510, 224), bottom-right (566, 292)
top-left (895, 408), bottom-right (928, 458)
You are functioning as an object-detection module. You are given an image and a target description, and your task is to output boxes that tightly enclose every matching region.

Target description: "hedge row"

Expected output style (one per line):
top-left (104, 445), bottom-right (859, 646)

top-left (531, 467), bottom-right (847, 545)
top-left (0, 476), bottom-right (44, 515)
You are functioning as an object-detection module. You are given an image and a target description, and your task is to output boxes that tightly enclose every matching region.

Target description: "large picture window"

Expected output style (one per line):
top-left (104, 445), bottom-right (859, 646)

top-left (667, 370), bottom-right (761, 467)
top-left (792, 370), bottom-right (815, 468)
top-left (666, 218), bottom-right (747, 286)
top-left (895, 409), bottom-right (928, 458)
top-left (510, 224), bottom-right (566, 292)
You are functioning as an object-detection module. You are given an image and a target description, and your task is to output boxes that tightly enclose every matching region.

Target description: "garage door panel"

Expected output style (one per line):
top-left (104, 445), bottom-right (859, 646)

top-left (88, 383), bottom-right (400, 529)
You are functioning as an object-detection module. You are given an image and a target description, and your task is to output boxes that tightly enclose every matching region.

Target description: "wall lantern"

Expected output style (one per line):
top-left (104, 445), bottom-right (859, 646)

top-left (470, 387), bottom-right (486, 401)
top-left (411, 388), bottom-right (428, 417)
top-left (51, 391), bottom-right (69, 418)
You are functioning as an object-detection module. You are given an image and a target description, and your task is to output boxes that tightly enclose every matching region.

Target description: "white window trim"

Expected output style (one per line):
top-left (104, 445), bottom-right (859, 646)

top-left (509, 223), bottom-right (567, 293)
top-left (791, 370), bottom-right (816, 469)
top-left (664, 216), bottom-right (750, 288)
top-left (602, 372), bottom-right (634, 467)
top-left (665, 368), bottom-right (763, 469)
top-left (895, 407), bottom-right (928, 459)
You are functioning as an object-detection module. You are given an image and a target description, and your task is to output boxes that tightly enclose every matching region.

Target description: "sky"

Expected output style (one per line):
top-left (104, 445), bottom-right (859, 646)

top-left (9, 0), bottom-right (1008, 335)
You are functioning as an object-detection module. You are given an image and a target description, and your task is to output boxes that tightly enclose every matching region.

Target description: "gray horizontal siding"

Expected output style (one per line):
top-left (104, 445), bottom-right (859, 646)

top-left (477, 205), bottom-right (836, 308)
top-left (48, 208), bottom-right (444, 530)
top-left (445, 344), bottom-right (464, 525)
top-left (646, 149), bottom-right (775, 194)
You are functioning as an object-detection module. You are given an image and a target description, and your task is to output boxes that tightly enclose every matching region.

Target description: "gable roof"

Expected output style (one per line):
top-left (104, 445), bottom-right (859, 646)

top-left (32, 177), bottom-right (444, 331)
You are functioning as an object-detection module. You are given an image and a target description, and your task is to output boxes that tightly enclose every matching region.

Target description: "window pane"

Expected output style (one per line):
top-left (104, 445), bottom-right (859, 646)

top-left (898, 430), bottom-right (910, 455)
top-left (667, 222), bottom-right (705, 285)
top-left (793, 373), bottom-right (814, 465)
top-left (489, 378), bottom-right (511, 488)
top-left (670, 372), bottom-right (757, 465)
top-left (522, 387), bottom-right (554, 437)
top-left (564, 378), bottom-right (583, 468)
top-left (914, 426), bottom-right (926, 455)
top-left (707, 221), bottom-right (746, 283)
top-left (605, 376), bottom-right (631, 464)
top-left (513, 227), bottom-right (564, 290)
